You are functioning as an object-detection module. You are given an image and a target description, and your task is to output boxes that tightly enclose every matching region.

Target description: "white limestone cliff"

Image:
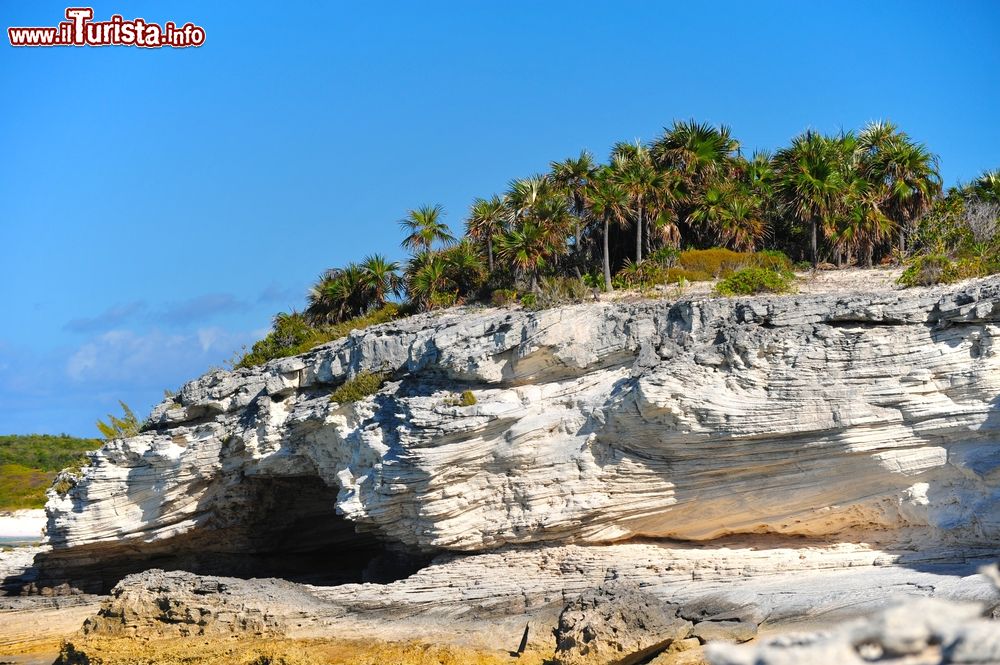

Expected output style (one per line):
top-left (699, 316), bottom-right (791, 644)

top-left (44, 276), bottom-right (1000, 560)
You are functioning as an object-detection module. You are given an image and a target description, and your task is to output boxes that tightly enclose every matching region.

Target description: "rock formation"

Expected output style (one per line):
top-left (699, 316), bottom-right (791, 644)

top-left (706, 595), bottom-right (1000, 665)
top-left (5, 275), bottom-right (1000, 660)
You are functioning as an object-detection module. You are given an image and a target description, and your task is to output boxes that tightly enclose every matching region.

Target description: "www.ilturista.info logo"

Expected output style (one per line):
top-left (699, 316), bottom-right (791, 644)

top-left (8, 8), bottom-right (205, 48)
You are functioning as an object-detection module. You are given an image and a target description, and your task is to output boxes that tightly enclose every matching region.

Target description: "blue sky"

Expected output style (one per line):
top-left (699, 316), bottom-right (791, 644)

top-left (1, 1), bottom-right (998, 437)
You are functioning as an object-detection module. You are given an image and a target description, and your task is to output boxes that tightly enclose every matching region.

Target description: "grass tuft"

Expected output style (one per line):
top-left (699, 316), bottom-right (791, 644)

top-left (330, 372), bottom-right (386, 404)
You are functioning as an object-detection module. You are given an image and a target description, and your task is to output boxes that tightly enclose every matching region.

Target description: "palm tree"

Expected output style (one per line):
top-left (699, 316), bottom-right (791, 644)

top-left (774, 131), bottom-right (847, 267)
top-left (858, 121), bottom-right (942, 254)
top-left (505, 176), bottom-right (552, 225)
top-left (650, 120), bottom-right (739, 177)
top-left (686, 180), bottom-right (731, 243)
top-left (551, 151), bottom-right (596, 271)
top-left (441, 239), bottom-right (487, 298)
top-left (465, 195), bottom-right (506, 272)
top-left (399, 204), bottom-right (456, 254)
top-left (495, 193), bottom-right (570, 292)
top-left (972, 169), bottom-right (1000, 202)
top-left (305, 263), bottom-right (370, 324)
top-left (611, 140), bottom-right (662, 263)
top-left (718, 196), bottom-right (767, 251)
top-left (404, 251), bottom-right (450, 310)
top-left (360, 254), bottom-right (402, 308)
top-left (831, 176), bottom-right (893, 267)
top-left (585, 168), bottom-right (630, 291)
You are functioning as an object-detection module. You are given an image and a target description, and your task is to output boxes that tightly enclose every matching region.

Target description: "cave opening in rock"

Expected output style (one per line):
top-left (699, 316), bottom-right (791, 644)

top-left (221, 474), bottom-right (430, 586)
top-left (15, 475), bottom-right (430, 595)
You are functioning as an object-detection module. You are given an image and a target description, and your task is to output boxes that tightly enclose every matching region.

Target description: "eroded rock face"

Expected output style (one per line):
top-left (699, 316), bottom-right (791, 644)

top-left (553, 583), bottom-right (692, 665)
top-left (706, 597), bottom-right (1000, 665)
top-left (38, 277), bottom-right (1000, 583)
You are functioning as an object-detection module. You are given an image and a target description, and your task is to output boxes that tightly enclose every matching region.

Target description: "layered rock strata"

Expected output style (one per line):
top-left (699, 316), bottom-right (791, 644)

top-left (44, 277), bottom-right (1000, 567)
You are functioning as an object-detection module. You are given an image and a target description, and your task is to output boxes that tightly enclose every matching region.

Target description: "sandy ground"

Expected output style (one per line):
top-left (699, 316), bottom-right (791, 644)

top-left (0, 511), bottom-right (46, 543)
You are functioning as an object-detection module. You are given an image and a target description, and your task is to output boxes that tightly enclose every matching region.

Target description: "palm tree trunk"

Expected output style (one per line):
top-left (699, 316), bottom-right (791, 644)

top-left (603, 217), bottom-right (613, 292)
top-left (531, 271), bottom-right (539, 294)
top-left (811, 217), bottom-right (818, 268)
top-left (635, 206), bottom-right (644, 263)
top-left (487, 239), bottom-right (494, 273)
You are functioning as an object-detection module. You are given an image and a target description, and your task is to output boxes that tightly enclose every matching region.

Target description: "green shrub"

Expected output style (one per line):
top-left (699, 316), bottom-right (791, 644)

top-left (897, 255), bottom-right (961, 287)
top-left (612, 260), bottom-right (670, 289)
top-left (748, 249), bottom-right (794, 275)
top-left (647, 246), bottom-right (681, 267)
top-left (519, 292), bottom-right (538, 308)
top-left (676, 248), bottom-right (750, 277)
top-left (581, 272), bottom-right (605, 290)
top-left (460, 390), bottom-right (477, 406)
top-left (95, 401), bottom-right (140, 441)
top-left (236, 304), bottom-right (405, 369)
top-left (428, 290), bottom-right (458, 309)
top-left (490, 288), bottom-right (519, 306)
top-left (665, 267), bottom-right (711, 283)
top-left (715, 267), bottom-right (794, 296)
top-left (330, 371), bottom-right (386, 403)
top-left (536, 276), bottom-right (589, 308)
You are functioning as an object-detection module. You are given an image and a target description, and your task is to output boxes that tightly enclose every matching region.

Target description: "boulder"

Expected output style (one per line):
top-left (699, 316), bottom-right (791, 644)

top-left (553, 583), bottom-right (692, 665)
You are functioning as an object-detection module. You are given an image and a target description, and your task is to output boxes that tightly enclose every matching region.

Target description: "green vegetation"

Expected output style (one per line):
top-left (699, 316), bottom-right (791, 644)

top-left (235, 304), bottom-right (405, 369)
top-left (330, 372), bottom-right (386, 404)
top-left (0, 464), bottom-right (54, 510)
top-left (95, 401), bottom-right (140, 441)
top-left (900, 172), bottom-right (1000, 286)
top-left (0, 434), bottom-right (102, 509)
top-left (460, 390), bottom-right (477, 406)
top-left (230, 118), bottom-right (995, 359)
top-left (716, 267), bottom-right (794, 296)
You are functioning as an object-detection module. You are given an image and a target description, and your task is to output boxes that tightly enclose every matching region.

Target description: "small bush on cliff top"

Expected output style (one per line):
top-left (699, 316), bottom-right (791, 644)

top-left (95, 401), bottom-right (140, 441)
top-left (715, 267), bottom-right (794, 296)
top-left (236, 304), bottom-right (405, 369)
top-left (330, 371), bottom-right (386, 404)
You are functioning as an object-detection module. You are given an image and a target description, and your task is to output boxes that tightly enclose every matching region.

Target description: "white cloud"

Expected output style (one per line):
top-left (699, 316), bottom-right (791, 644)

top-left (64, 327), bottom-right (254, 384)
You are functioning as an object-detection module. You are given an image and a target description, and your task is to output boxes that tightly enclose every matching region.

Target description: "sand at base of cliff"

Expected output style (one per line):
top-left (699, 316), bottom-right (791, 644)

top-left (52, 637), bottom-right (568, 665)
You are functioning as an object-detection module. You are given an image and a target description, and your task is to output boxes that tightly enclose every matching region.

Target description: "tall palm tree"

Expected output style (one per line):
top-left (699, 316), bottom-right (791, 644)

top-left (465, 195), bottom-right (507, 272)
top-left (611, 140), bottom-right (662, 263)
top-left (585, 168), bottom-right (630, 291)
top-left (551, 151), bottom-right (596, 270)
top-left (718, 196), bottom-right (767, 251)
top-left (495, 194), bottom-right (570, 292)
top-left (686, 180), bottom-right (731, 242)
top-left (858, 121), bottom-right (942, 254)
top-left (774, 131), bottom-right (847, 267)
top-left (831, 176), bottom-right (893, 267)
top-left (399, 204), bottom-right (456, 254)
top-left (650, 120), bottom-right (739, 177)
top-left (360, 254), bottom-right (402, 307)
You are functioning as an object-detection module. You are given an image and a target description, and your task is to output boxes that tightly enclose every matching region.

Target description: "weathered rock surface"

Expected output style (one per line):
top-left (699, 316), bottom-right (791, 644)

top-left (40, 277), bottom-right (1000, 568)
top-left (707, 596), bottom-right (1000, 665)
top-left (553, 583), bottom-right (692, 665)
top-left (55, 542), bottom-right (1000, 657)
